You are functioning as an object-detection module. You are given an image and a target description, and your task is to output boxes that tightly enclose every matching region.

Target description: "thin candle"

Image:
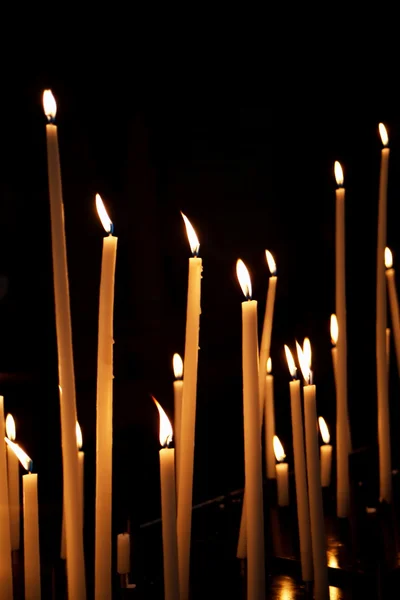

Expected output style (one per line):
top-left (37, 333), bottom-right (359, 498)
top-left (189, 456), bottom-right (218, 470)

top-left (265, 358), bottom-right (276, 480)
top-left (173, 353), bottom-right (184, 493)
top-left (61, 417), bottom-right (84, 559)
top-left (5, 414), bottom-right (20, 550)
top-left (385, 248), bottom-right (400, 378)
top-left (318, 417), bottom-right (332, 487)
top-left (330, 314), bottom-right (338, 387)
top-left (0, 397), bottom-right (13, 599)
top-left (274, 435), bottom-right (289, 506)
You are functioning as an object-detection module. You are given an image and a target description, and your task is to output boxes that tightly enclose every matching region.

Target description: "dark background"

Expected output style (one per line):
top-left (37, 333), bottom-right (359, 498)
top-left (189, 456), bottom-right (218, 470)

top-left (1, 19), bottom-right (400, 594)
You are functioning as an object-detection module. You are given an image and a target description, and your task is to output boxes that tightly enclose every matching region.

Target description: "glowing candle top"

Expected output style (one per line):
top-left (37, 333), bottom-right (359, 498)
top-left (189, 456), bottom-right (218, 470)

top-left (330, 314), bottom-right (339, 346)
top-left (5, 414), bottom-right (16, 441)
top-left (266, 357), bottom-right (272, 374)
top-left (236, 259), bottom-right (252, 300)
top-left (43, 89), bottom-right (57, 121)
top-left (173, 353), bottom-right (183, 380)
top-left (379, 123), bottom-right (389, 147)
top-left (273, 435), bottom-right (286, 462)
top-left (265, 250), bottom-right (277, 276)
top-left (303, 338), bottom-right (311, 368)
top-left (5, 438), bottom-right (33, 472)
top-left (318, 417), bottom-right (330, 444)
top-left (76, 422), bottom-right (83, 450)
top-left (284, 345), bottom-right (297, 379)
top-left (96, 194), bottom-right (113, 234)
top-left (153, 396), bottom-right (173, 448)
top-left (181, 213), bottom-right (200, 256)
top-left (385, 247), bottom-right (393, 269)
top-left (334, 161), bottom-right (344, 187)
top-left (296, 340), bottom-right (312, 385)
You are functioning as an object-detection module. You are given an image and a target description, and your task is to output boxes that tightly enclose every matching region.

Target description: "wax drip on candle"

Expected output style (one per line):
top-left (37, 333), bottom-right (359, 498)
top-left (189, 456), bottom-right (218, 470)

top-left (236, 259), bottom-right (252, 300)
top-left (181, 212), bottom-right (200, 257)
top-left (5, 438), bottom-right (33, 473)
top-left (43, 89), bottom-right (57, 123)
top-left (152, 396), bottom-right (174, 448)
top-left (96, 194), bottom-right (114, 235)
top-left (284, 345), bottom-right (298, 380)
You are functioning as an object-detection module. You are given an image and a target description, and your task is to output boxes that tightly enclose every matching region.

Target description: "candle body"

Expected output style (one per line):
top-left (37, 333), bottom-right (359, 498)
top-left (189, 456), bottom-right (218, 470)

top-left (386, 269), bottom-right (400, 378)
top-left (304, 385), bottom-right (329, 600)
top-left (276, 463), bottom-right (289, 506)
top-left (23, 474), bottom-right (41, 600)
top-left (289, 380), bottom-right (313, 581)
top-left (7, 444), bottom-right (20, 550)
top-left (177, 256), bottom-right (201, 600)
top-left (95, 234), bottom-right (118, 600)
top-left (241, 300), bottom-right (266, 600)
top-left (320, 445), bottom-right (332, 487)
top-left (265, 374), bottom-right (276, 479)
top-left (258, 276), bottom-right (277, 419)
top-left (377, 147), bottom-right (391, 503)
top-left (0, 396), bottom-right (13, 599)
top-left (332, 346), bottom-right (351, 466)
top-left (46, 123), bottom-right (86, 599)
top-left (160, 448), bottom-right (179, 600)
top-left (173, 379), bottom-right (183, 493)
top-left (386, 328), bottom-right (391, 376)
top-left (117, 533), bottom-right (130, 574)
top-left (78, 451), bottom-right (84, 531)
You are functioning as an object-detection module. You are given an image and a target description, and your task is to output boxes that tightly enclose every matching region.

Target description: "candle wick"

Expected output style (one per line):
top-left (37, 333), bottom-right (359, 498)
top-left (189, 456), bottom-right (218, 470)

top-left (109, 223), bottom-right (115, 236)
top-left (46, 115), bottom-right (56, 124)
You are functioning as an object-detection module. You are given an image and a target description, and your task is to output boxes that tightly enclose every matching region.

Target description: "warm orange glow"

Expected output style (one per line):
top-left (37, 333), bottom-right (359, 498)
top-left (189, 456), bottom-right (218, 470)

top-left (385, 247), bottom-right (393, 269)
top-left (334, 161), bottom-right (344, 186)
top-left (173, 353), bottom-right (183, 379)
top-left (296, 341), bottom-right (311, 384)
top-left (96, 194), bottom-right (113, 234)
top-left (76, 422), bottom-right (83, 450)
top-left (5, 414), bottom-right (16, 441)
top-left (236, 259), bottom-right (252, 299)
top-left (319, 417), bottom-right (330, 444)
top-left (284, 345), bottom-right (297, 378)
top-left (266, 357), bottom-right (272, 374)
top-left (273, 435), bottom-right (286, 462)
top-left (181, 213), bottom-right (200, 256)
top-left (43, 90), bottom-right (57, 119)
top-left (5, 438), bottom-right (32, 472)
top-left (330, 314), bottom-right (338, 345)
top-left (152, 396), bottom-right (173, 447)
top-left (303, 338), bottom-right (311, 368)
top-left (265, 250), bottom-right (277, 276)
top-left (379, 123), bottom-right (389, 147)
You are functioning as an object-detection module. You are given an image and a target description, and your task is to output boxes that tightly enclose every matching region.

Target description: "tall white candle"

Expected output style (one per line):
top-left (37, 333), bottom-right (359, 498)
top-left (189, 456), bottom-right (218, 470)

top-left (0, 399), bottom-right (13, 599)
top-left (154, 397), bottom-right (180, 600)
top-left (284, 346), bottom-right (312, 582)
top-left (385, 248), bottom-right (400, 378)
top-left (5, 413), bottom-right (20, 550)
top-left (95, 194), bottom-right (118, 600)
top-left (264, 358), bottom-right (276, 480)
top-left (318, 417), bottom-right (332, 488)
top-left (273, 435), bottom-right (289, 506)
top-left (43, 90), bottom-right (86, 599)
top-left (177, 214), bottom-right (202, 600)
top-left (376, 124), bottom-right (391, 503)
top-left (297, 343), bottom-right (329, 600)
top-left (236, 260), bottom-right (265, 600)
top-left (173, 353), bottom-right (184, 493)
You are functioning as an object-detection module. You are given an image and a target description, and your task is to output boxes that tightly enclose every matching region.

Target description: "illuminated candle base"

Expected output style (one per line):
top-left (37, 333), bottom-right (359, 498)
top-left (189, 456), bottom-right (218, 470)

top-left (276, 463), bottom-right (289, 506)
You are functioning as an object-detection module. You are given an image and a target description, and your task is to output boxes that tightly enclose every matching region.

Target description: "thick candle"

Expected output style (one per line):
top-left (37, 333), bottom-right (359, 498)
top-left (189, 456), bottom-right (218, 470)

top-left (173, 353), bottom-right (184, 493)
top-left (385, 248), bottom-right (400, 378)
top-left (285, 346), bottom-right (313, 582)
top-left (319, 417), bottom-right (332, 488)
top-left (376, 124), bottom-right (392, 503)
top-left (273, 436), bottom-right (289, 506)
top-left (117, 533), bottom-right (130, 574)
top-left (177, 214), bottom-right (202, 600)
top-left (236, 260), bottom-right (265, 600)
top-left (0, 398), bottom-right (13, 599)
top-left (43, 90), bottom-right (86, 599)
top-left (6, 414), bottom-right (20, 550)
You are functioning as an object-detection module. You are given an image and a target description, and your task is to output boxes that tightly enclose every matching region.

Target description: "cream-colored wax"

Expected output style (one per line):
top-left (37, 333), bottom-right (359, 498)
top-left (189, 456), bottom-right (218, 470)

top-left (117, 533), bottom-right (130, 574)
top-left (320, 444), bottom-right (332, 487)
top-left (23, 473), bottom-right (41, 600)
top-left (173, 379), bottom-right (183, 494)
top-left (160, 447), bottom-right (179, 600)
top-left (276, 463), bottom-right (289, 506)
top-left (7, 443), bottom-right (20, 550)
top-left (386, 269), bottom-right (400, 378)
top-left (265, 373), bottom-right (276, 480)
top-left (0, 396), bottom-right (13, 599)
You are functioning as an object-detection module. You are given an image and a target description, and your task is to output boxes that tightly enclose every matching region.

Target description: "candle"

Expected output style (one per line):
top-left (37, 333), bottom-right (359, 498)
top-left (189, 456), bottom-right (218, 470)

top-left (284, 346), bottom-right (312, 582)
top-left (265, 358), bottom-right (276, 480)
top-left (117, 533), bottom-right (130, 574)
top-left (386, 327), bottom-right (391, 377)
top-left (236, 259), bottom-right (266, 600)
top-left (385, 248), bottom-right (400, 378)
top-left (6, 438), bottom-right (40, 600)
top-left (0, 398), bottom-right (13, 599)
top-left (318, 417), bottom-right (332, 488)
top-left (297, 343), bottom-right (329, 600)
top-left (5, 413), bottom-right (20, 550)
top-left (274, 435), bottom-right (289, 506)
top-left (173, 353), bottom-right (184, 493)
top-left (43, 90), bottom-right (86, 599)
top-left (153, 397), bottom-right (179, 600)
top-left (177, 213), bottom-right (202, 600)
top-left (95, 193), bottom-right (118, 600)
top-left (376, 124), bottom-right (392, 503)
top-left (61, 418), bottom-right (84, 559)
top-left (330, 314), bottom-right (338, 387)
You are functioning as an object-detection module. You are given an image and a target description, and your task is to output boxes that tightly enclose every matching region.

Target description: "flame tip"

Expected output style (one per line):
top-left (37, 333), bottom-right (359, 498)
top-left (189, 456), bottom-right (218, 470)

top-left (379, 123), bottom-right (389, 147)
top-left (96, 194), bottom-right (113, 233)
top-left (385, 247), bottom-right (393, 269)
top-left (181, 213), bottom-right (200, 255)
top-left (273, 435), bottom-right (286, 462)
top-left (236, 259), bottom-right (252, 299)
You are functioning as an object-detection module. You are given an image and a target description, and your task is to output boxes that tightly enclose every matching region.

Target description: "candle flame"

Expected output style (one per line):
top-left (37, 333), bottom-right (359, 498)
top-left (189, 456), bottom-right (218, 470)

top-left (5, 438), bottom-right (33, 472)
top-left (152, 396), bottom-right (173, 447)
top-left (284, 345), bottom-right (297, 379)
top-left (181, 213), bottom-right (200, 256)
top-left (318, 416), bottom-right (330, 444)
top-left (273, 435), bottom-right (286, 462)
top-left (265, 250), bottom-right (277, 275)
top-left (5, 414), bottom-right (16, 441)
top-left (76, 421), bottom-right (83, 450)
top-left (173, 353), bottom-right (183, 379)
top-left (385, 247), bottom-right (393, 269)
top-left (266, 357), bottom-right (272, 374)
top-left (303, 337), bottom-right (311, 368)
top-left (334, 161), bottom-right (344, 186)
top-left (43, 90), bottom-right (57, 120)
top-left (296, 341), bottom-right (312, 384)
top-left (96, 194), bottom-right (113, 234)
top-left (330, 314), bottom-right (338, 345)
top-left (379, 123), bottom-right (389, 147)
top-left (236, 259), bottom-right (252, 300)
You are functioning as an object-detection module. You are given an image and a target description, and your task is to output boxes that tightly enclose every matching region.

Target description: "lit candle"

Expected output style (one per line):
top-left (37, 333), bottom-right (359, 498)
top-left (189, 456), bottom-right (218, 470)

top-left (173, 353), bottom-right (184, 493)
top-left (43, 90), bottom-right (86, 599)
top-left (385, 248), bottom-right (400, 378)
top-left (5, 438), bottom-right (40, 600)
top-left (265, 357), bottom-right (276, 480)
top-left (5, 413), bottom-right (20, 550)
top-left (95, 193), bottom-right (118, 600)
top-left (284, 346), bottom-right (312, 582)
top-left (61, 416), bottom-right (84, 559)
top-left (177, 214), bottom-right (202, 600)
top-left (334, 161), bottom-right (351, 517)
top-left (330, 314), bottom-right (338, 388)
top-left (236, 259), bottom-right (266, 600)
top-left (274, 435), bottom-right (289, 506)
top-left (318, 417), bottom-right (332, 488)
top-left (376, 124), bottom-right (392, 503)
top-left (0, 397), bottom-right (13, 599)
top-left (259, 251), bottom-right (277, 430)
top-left (153, 397), bottom-right (179, 600)
top-left (297, 342), bottom-right (329, 600)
